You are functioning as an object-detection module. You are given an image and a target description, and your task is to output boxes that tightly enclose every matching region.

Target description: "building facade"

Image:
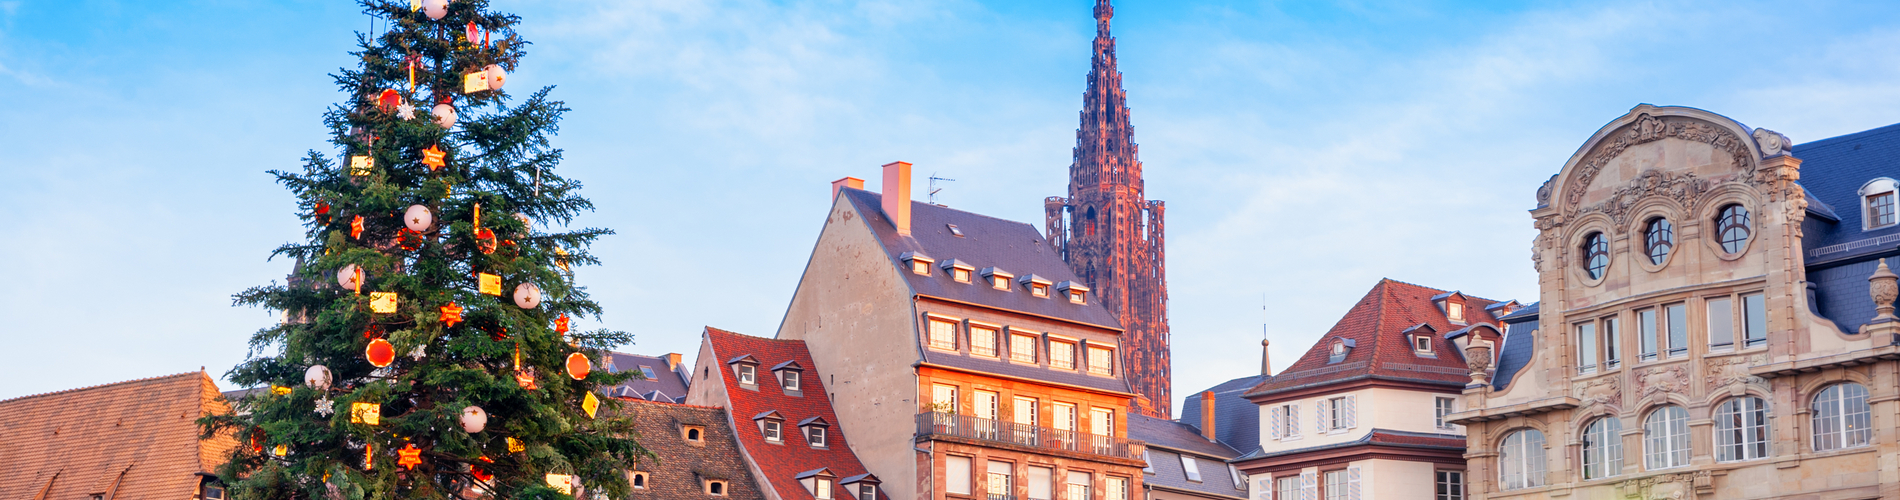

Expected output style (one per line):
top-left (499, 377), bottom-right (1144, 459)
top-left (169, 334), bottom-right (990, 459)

top-left (775, 164), bottom-right (1147, 500)
top-left (1044, 0), bottom-right (1171, 419)
top-left (1451, 105), bottom-right (1900, 499)
top-left (1237, 280), bottom-right (1513, 500)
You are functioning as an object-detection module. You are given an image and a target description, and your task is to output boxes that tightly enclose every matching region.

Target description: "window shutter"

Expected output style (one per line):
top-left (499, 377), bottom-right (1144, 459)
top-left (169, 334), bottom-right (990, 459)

top-left (1258, 475), bottom-right (1273, 500)
top-left (1317, 401), bottom-right (1328, 432)
top-left (1300, 471), bottom-right (1316, 500)
top-left (1289, 404), bottom-right (1301, 437)
top-left (1347, 466), bottom-right (1361, 500)
top-left (1270, 407), bottom-right (1282, 440)
top-left (1345, 395), bottom-right (1358, 429)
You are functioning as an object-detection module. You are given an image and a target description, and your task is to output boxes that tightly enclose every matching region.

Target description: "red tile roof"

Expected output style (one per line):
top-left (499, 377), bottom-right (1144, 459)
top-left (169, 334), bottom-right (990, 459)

top-left (1253, 279), bottom-right (1507, 395)
top-left (702, 328), bottom-right (883, 500)
top-left (0, 372), bottom-right (238, 500)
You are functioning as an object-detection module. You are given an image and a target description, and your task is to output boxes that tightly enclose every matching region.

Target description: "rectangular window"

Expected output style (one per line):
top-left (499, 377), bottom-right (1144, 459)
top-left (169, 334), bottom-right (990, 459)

top-left (1181, 455), bottom-right (1202, 482)
top-left (1010, 333), bottom-right (1039, 364)
top-left (1027, 466), bottom-right (1054, 500)
top-left (782, 371), bottom-right (800, 391)
top-left (932, 384), bottom-right (958, 413)
top-left (638, 365), bottom-right (657, 380)
top-left (993, 275), bottom-right (1011, 290)
top-left (946, 456), bottom-right (972, 495)
top-left (1435, 397), bottom-right (1456, 429)
top-left (1708, 297), bottom-right (1734, 349)
top-left (1050, 340), bottom-right (1077, 370)
top-left (1666, 303), bottom-right (1688, 357)
top-left (1277, 477), bottom-right (1300, 500)
top-left (1105, 477), bottom-right (1128, 500)
top-left (1577, 322), bottom-right (1598, 373)
top-left (1743, 293), bottom-right (1767, 347)
top-left (738, 364), bottom-right (756, 385)
top-left (1603, 317), bottom-right (1621, 368)
top-left (1639, 309), bottom-right (1659, 361)
top-left (1091, 407), bottom-right (1115, 436)
top-left (953, 267), bottom-right (972, 283)
top-left (1870, 192), bottom-right (1896, 228)
top-left (1088, 345), bottom-right (1115, 376)
top-left (1448, 302), bottom-right (1465, 323)
top-left (858, 484), bottom-right (875, 500)
top-left (987, 461), bottom-right (1014, 498)
top-left (1053, 402), bottom-right (1077, 432)
top-left (764, 420), bottom-right (782, 442)
top-left (1014, 396), bottom-right (1039, 426)
top-left (1032, 283), bottom-right (1050, 298)
top-left (975, 391), bottom-right (999, 420)
top-left (1324, 470), bottom-right (1346, 500)
top-left (815, 478), bottom-right (833, 500)
top-left (807, 426), bottom-right (827, 447)
top-left (1414, 335), bottom-right (1433, 353)
top-left (1328, 397), bottom-right (1346, 431)
top-left (1064, 471), bottom-right (1090, 499)
top-left (970, 325), bottom-right (1000, 357)
top-left (927, 317), bottom-right (958, 351)
top-left (1435, 471), bottom-right (1464, 500)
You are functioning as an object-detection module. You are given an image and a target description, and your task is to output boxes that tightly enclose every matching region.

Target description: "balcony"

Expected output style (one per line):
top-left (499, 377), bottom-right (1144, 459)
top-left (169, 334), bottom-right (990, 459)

top-left (915, 412), bottom-right (1145, 463)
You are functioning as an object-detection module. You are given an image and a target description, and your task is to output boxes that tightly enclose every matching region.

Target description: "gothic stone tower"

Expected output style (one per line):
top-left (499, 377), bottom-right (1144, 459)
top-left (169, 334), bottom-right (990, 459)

top-left (1046, 0), bottom-right (1171, 418)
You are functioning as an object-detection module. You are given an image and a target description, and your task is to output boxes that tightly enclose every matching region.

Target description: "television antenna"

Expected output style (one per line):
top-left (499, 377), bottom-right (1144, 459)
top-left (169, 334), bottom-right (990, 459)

top-left (928, 174), bottom-right (956, 205)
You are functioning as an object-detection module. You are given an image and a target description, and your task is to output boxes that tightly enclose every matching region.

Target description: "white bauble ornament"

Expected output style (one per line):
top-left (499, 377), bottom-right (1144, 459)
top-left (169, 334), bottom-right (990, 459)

top-left (432, 103), bottom-right (457, 129)
top-left (423, 0), bottom-right (448, 20)
top-left (305, 365), bottom-right (333, 391)
top-left (484, 64), bottom-right (507, 91)
top-left (461, 406), bottom-right (488, 433)
top-left (404, 205), bottom-right (433, 232)
top-left (336, 264), bottom-right (362, 290)
top-left (513, 282), bottom-right (542, 309)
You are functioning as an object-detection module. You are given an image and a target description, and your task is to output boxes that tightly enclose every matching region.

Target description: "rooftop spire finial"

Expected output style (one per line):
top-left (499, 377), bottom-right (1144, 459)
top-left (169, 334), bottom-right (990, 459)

top-left (1094, 0), bottom-right (1113, 34)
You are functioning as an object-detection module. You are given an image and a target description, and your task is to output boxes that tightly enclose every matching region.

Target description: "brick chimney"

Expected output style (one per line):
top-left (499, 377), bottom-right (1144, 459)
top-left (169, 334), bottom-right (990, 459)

top-left (665, 353), bottom-right (683, 371)
top-left (1199, 391), bottom-right (1217, 442)
top-left (881, 161), bottom-right (912, 235)
top-left (831, 176), bottom-right (864, 201)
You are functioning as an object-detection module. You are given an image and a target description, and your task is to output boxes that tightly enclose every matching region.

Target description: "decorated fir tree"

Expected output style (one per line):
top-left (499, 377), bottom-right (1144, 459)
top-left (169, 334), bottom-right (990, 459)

top-left (204, 1), bottom-right (645, 499)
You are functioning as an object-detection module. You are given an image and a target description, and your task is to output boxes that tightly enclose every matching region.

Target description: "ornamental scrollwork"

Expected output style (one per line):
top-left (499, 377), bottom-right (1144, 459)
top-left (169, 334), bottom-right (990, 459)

top-left (1637, 364), bottom-right (1688, 398)
top-left (1564, 114), bottom-right (1761, 216)
top-left (1703, 354), bottom-right (1767, 392)
top-left (1574, 170), bottom-right (1712, 228)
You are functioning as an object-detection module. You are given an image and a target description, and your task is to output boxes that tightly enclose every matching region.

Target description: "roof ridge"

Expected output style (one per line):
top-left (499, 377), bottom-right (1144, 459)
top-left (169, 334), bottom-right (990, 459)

top-left (614, 398), bottom-right (729, 411)
top-left (1794, 121), bottom-right (1900, 150)
top-left (0, 371), bottom-right (208, 406)
top-left (1381, 277), bottom-right (1504, 304)
top-left (708, 326), bottom-right (809, 346)
top-left (843, 187), bottom-right (1045, 234)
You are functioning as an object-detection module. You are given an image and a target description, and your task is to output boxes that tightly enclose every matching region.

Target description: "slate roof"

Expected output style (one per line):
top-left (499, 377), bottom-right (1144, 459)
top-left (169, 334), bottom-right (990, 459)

top-left (702, 327), bottom-right (884, 500)
top-left (1129, 414), bottom-right (1239, 459)
top-left (1492, 302), bottom-right (1540, 391)
top-left (615, 399), bottom-right (765, 499)
top-left (1248, 279), bottom-right (1507, 397)
top-left (1141, 447), bottom-right (1248, 500)
top-left (1788, 124), bottom-right (1900, 334)
top-left (1177, 375), bottom-right (1266, 454)
top-left (601, 352), bottom-right (691, 403)
top-left (0, 372), bottom-right (238, 500)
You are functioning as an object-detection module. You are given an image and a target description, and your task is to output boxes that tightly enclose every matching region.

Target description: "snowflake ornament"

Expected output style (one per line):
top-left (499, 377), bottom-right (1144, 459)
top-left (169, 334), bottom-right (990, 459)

top-left (410, 344), bottom-right (428, 360)
top-left (396, 102), bottom-right (417, 120)
top-left (315, 397), bottom-right (336, 417)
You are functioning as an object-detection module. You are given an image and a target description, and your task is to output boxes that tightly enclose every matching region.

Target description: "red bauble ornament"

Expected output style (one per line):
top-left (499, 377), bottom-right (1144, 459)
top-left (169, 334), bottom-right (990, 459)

top-left (565, 353), bottom-right (591, 381)
top-left (377, 89), bottom-right (402, 112)
top-left (366, 339), bottom-right (396, 367)
top-left (475, 228), bottom-right (498, 254)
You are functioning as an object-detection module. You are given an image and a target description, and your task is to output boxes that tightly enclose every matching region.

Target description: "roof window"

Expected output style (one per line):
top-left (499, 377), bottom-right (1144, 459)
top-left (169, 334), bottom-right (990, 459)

top-left (1862, 178), bottom-right (1898, 230)
top-left (797, 468), bottom-right (838, 500)
top-left (704, 479), bottom-right (728, 496)
top-left (728, 355), bottom-right (760, 387)
top-left (754, 411), bottom-right (786, 443)
top-left (900, 252), bottom-right (935, 276)
top-left (1327, 338), bottom-right (1356, 364)
top-left (628, 471), bottom-right (648, 490)
top-left (773, 360), bottom-right (804, 394)
top-left (981, 267), bottom-right (1014, 291)
top-left (800, 417), bottom-right (831, 448)
top-left (947, 224), bottom-right (964, 237)
top-left (1019, 274), bottom-right (1053, 298)
top-left (682, 425), bottom-right (705, 444)
top-left (841, 474), bottom-right (881, 500)
top-left (941, 259), bottom-right (975, 283)
top-left (1057, 281), bottom-right (1090, 304)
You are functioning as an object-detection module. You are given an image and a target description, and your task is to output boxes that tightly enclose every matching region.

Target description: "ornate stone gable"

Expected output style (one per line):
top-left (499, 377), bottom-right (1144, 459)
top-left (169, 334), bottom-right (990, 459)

top-left (1562, 114), bottom-right (1762, 217)
top-left (1575, 170), bottom-right (1712, 230)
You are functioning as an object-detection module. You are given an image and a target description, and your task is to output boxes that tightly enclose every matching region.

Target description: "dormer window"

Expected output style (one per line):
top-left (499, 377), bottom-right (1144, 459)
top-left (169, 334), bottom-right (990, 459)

top-left (738, 365), bottom-right (756, 385)
top-left (1414, 335), bottom-right (1433, 353)
top-left (1327, 338), bottom-right (1355, 364)
top-left (900, 252), bottom-right (935, 276)
top-left (841, 474), bottom-right (882, 500)
top-left (941, 259), bottom-right (975, 283)
top-left (202, 484), bottom-right (226, 500)
top-left (1447, 302), bottom-right (1465, 323)
top-left (755, 411), bottom-right (786, 443)
top-left (1020, 275), bottom-right (1053, 298)
top-left (1057, 281), bottom-right (1090, 305)
top-left (926, 315), bottom-right (960, 351)
top-left (682, 425), bottom-right (705, 444)
top-left (797, 468), bottom-right (839, 500)
top-left (1862, 178), bottom-right (1898, 230)
top-left (1049, 337), bottom-right (1078, 370)
top-left (773, 360), bottom-right (804, 394)
top-left (628, 471), bottom-right (648, 490)
top-left (982, 267), bottom-right (1015, 291)
top-left (1087, 344), bottom-right (1115, 376)
top-left (704, 479), bottom-right (728, 496)
top-left (800, 417), bottom-right (830, 448)
top-left (1009, 329), bottom-right (1040, 364)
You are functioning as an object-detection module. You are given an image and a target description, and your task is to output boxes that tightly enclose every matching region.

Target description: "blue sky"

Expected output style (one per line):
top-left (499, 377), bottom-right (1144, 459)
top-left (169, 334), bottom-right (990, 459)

top-left (6, 0), bottom-right (1900, 408)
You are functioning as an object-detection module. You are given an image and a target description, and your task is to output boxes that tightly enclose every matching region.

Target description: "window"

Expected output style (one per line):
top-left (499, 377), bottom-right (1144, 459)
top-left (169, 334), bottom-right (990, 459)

top-left (638, 365), bottom-right (658, 380)
top-left (1087, 345), bottom-right (1115, 376)
top-left (970, 324), bottom-right (1000, 357)
top-left (946, 455), bottom-right (973, 495)
top-left (815, 478), bottom-right (833, 500)
top-left (1708, 297), bottom-right (1734, 349)
top-left (1577, 322), bottom-right (1598, 373)
top-left (1812, 383), bottom-right (1872, 451)
top-left (1228, 465), bottom-right (1247, 490)
top-left (1027, 466), bottom-right (1053, 500)
top-left (684, 426), bottom-right (704, 442)
top-left (927, 317), bottom-right (958, 351)
top-left (932, 384), bottom-right (958, 414)
top-left (1010, 333), bottom-right (1038, 364)
top-left (975, 391), bottom-right (999, 421)
top-left (1864, 178), bottom-right (1898, 229)
top-left (947, 223), bottom-right (964, 237)
top-left (807, 426), bottom-right (828, 448)
top-left (1031, 283), bottom-right (1050, 298)
top-left (912, 260), bottom-right (931, 275)
top-left (628, 471), bottom-right (648, 489)
top-left (1643, 406), bottom-right (1689, 470)
top-left (1638, 309), bottom-right (1658, 361)
top-left (1581, 417), bottom-right (1623, 480)
top-left (1717, 204), bottom-right (1751, 254)
top-left (1448, 302), bottom-right (1465, 323)
top-left (1327, 397), bottom-right (1347, 431)
top-left (903, 252), bottom-right (934, 276)
top-left (1742, 293), bottom-right (1767, 347)
top-left (1064, 471), bottom-right (1090, 499)
top-left (1269, 404), bottom-right (1301, 440)
top-left (1053, 402), bottom-right (1078, 434)
top-left (1602, 317), bottom-right (1621, 368)
top-left (1581, 232), bottom-right (1609, 279)
top-left (1645, 218), bottom-right (1674, 265)
top-left (1435, 471), bottom-right (1463, 500)
top-left (781, 370), bottom-right (801, 392)
top-left (1181, 455), bottom-right (1202, 482)
top-left (1141, 450), bottom-right (1155, 474)
top-left (1105, 476), bottom-right (1129, 500)
top-left (1091, 407), bottom-right (1115, 436)
top-left (705, 479), bottom-right (727, 496)
top-left (1414, 335), bottom-right (1433, 353)
top-left (737, 364), bottom-right (756, 385)
top-left (1277, 477), bottom-right (1300, 500)
top-left (1714, 396), bottom-right (1769, 462)
top-left (1498, 429), bottom-right (1546, 490)
top-left (987, 461), bottom-right (1014, 497)
top-left (1069, 290), bottom-right (1086, 304)
top-left (1014, 396), bottom-right (1039, 427)
top-left (203, 485), bottom-right (226, 500)
top-left (985, 268), bottom-right (1014, 291)
top-left (1050, 340), bottom-right (1077, 370)
top-left (857, 483), bottom-right (877, 500)
top-left (1323, 470), bottom-right (1345, 500)
top-left (953, 267), bottom-right (972, 283)
top-left (1665, 304), bottom-right (1687, 357)
top-left (763, 420), bottom-right (783, 443)
top-left (1435, 397), bottom-right (1456, 430)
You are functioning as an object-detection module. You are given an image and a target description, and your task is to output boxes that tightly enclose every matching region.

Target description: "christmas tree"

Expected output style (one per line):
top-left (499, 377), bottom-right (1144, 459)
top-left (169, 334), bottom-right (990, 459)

top-left (203, 1), bottom-right (645, 499)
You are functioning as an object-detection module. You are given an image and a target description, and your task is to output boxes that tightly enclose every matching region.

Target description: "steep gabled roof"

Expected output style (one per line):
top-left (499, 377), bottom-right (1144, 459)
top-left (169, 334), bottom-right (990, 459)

top-left (602, 351), bottom-right (690, 404)
top-left (614, 399), bottom-right (765, 499)
top-left (702, 328), bottom-right (884, 500)
top-left (0, 372), bottom-right (238, 500)
top-left (1249, 279), bottom-right (1506, 397)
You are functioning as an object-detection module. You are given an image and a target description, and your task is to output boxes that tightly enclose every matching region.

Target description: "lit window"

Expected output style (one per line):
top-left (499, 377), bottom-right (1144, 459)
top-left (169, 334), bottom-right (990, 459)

top-left (969, 324), bottom-right (1000, 357)
top-left (1447, 302), bottom-right (1464, 323)
top-left (1643, 406), bottom-right (1689, 470)
top-left (1087, 345), bottom-right (1114, 376)
top-left (1645, 218), bottom-right (1674, 265)
top-left (1434, 397), bottom-right (1455, 429)
top-left (1581, 232), bottom-right (1609, 279)
top-left (1010, 333), bottom-right (1038, 364)
top-left (1050, 340), bottom-right (1076, 370)
top-left (1717, 205), bottom-right (1751, 254)
top-left (1581, 417), bottom-right (1622, 479)
top-left (1498, 429), bottom-right (1545, 490)
top-left (1812, 383), bottom-right (1872, 451)
top-left (927, 317), bottom-right (959, 351)
top-left (1434, 471), bottom-right (1463, 500)
top-left (1862, 178), bottom-right (1898, 229)
top-left (1714, 396), bottom-right (1769, 462)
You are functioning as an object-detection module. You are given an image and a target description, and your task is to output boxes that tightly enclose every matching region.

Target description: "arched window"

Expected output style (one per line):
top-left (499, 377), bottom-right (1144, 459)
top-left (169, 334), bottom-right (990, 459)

top-left (1581, 232), bottom-right (1609, 279)
top-left (1644, 218), bottom-right (1673, 265)
top-left (1812, 383), bottom-right (1872, 451)
top-left (1499, 429), bottom-right (1546, 490)
top-left (1714, 396), bottom-right (1770, 462)
top-left (1861, 178), bottom-right (1898, 230)
top-left (1643, 406), bottom-right (1690, 470)
top-left (1716, 205), bottom-right (1751, 254)
top-left (1084, 207), bottom-right (1098, 237)
top-left (1581, 417), bottom-right (1623, 480)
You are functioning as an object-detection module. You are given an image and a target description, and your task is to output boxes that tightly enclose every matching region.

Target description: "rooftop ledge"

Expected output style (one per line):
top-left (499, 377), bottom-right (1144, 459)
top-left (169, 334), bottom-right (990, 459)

top-left (1750, 336), bottom-right (1900, 378)
top-left (1444, 396), bottom-right (1579, 426)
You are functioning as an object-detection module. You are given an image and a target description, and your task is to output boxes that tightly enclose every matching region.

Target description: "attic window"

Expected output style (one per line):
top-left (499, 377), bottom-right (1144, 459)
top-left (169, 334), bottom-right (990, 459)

top-left (683, 425), bottom-right (705, 443)
top-left (1021, 274), bottom-right (1053, 298)
top-left (738, 365), bottom-right (756, 385)
top-left (729, 355), bottom-right (760, 387)
top-left (900, 252), bottom-right (935, 276)
top-left (773, 361), bottom-right (805, 394)
top-left (941, 259), bottom-right (975, 283)
top-left (1447, 303), bottom-right (1465, 323)
top-left (782, 370), bottom-right (801, 391)
top-left (1863, 178), bottom-right (1898, 230)
top-left (801, 417), bottom-right (831, 448)
top-left (947, 224), bottom-right (964, 237)
top-left (638, 366), bottom-right (657, 380)
top-left (982, 267), bottom-right (1015, 291)
top-left (1327, 338), bottom-right (1355, 364)
top-left (1414, 336), bottom-right (1433, 354)
top-left (628, 471), bottom-right (648, 490)
top-left (1058, 281), bottom-right (1090, 305)
top-left (798, 468), bottom-right (840, 500)
top-left (203, 485), bottom-right (226, 500)
top-left (705, 479), bottom-right (728, 496)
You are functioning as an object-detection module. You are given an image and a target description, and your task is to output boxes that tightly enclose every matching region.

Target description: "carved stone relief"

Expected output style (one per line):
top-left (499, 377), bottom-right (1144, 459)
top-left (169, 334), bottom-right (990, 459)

top-left (1753, 128), bottom-right (1790, 157)
top-left (1564, 114), bottom-right (1762, 217)
top-left (1703, 354), bottom-right (1767, 392)
top-left (1575, 170), bottom-right (1713, 229)
top-left (1636, 364), bottom-right (1689, 399)
top-left (1574, 374), bottom-right (1622, 411)
top-left (1616, 470), bottom-right (1711, 500)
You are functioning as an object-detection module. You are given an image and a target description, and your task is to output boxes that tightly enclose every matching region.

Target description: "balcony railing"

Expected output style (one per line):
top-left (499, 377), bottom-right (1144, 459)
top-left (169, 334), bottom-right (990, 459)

top-left (915, 412), bottom-right (1145, 461)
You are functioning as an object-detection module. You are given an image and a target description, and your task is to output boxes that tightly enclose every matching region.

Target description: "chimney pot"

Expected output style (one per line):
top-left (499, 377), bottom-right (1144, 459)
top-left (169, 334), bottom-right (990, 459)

top-left (1199, 391), bottom-right (1217, 442)
top-left (881, 162), bottom-right (913, 235)
top-left (831, 176), bottom-right (865, 201)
